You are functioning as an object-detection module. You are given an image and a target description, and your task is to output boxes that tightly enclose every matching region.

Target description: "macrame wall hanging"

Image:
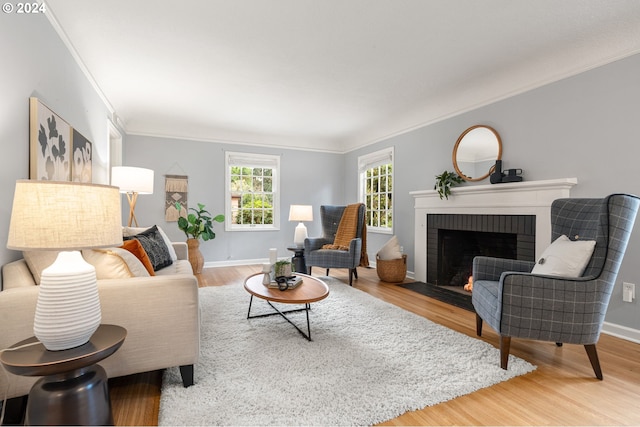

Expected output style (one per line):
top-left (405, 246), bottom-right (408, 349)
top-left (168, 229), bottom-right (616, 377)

top-left (165, 174), bottom-right (188, 221)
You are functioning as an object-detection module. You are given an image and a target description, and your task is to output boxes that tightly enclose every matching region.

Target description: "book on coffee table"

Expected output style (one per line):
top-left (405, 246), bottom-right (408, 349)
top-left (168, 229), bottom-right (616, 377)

top-left (267, 276), bottom-right (303, 290)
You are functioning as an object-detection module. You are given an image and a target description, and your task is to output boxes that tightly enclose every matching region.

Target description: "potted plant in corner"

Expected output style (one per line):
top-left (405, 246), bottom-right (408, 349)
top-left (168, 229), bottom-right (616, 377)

top-left (176, 202), bottom-right (224, 274)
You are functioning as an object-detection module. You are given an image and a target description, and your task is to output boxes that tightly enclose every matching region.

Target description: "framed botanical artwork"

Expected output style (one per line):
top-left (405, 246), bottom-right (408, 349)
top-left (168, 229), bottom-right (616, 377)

top-left (29, 97), bottom-right (72, 181)
top-left (71, 128), bottom-right (92, 183)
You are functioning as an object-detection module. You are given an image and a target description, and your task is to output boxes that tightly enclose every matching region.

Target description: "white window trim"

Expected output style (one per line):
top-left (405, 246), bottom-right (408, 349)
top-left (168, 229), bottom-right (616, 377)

top-left (225, 151), bottom-right (280, 231)
top-left (358, 147), bottom-right (394, 234)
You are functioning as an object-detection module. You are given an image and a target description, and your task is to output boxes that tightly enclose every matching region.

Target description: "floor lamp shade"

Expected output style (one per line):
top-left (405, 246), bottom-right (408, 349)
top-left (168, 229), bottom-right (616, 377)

top-left (289, 205), bottom-right (313, 247)
top-left (111, 166), bottom-right (154, 227)
top-left (7, 180), bottom-right (123, 350)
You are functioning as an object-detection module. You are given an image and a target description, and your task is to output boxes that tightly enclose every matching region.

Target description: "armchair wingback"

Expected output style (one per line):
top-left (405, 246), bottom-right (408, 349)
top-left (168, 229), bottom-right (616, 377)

top-left (304, 204), bottom-right (366, 285)
top-left (472, 194), bottom-right (640, 379)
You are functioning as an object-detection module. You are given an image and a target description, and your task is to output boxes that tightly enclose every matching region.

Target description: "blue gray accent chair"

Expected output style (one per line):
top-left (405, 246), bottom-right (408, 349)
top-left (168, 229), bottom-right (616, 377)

top-left (472, 194), bottom-right (639, 379)
top-left (304, 205), bottom-right (365, 286)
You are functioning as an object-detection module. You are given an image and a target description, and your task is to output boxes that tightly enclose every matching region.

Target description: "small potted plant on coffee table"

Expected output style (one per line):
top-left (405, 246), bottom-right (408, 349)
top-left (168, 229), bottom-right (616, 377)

top-left (274, 259), bottom-right (293, 278)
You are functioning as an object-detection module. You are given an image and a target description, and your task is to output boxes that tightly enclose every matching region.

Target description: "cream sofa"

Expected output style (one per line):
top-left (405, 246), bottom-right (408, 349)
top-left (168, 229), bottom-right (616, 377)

top-left (0, 241), bottom-right (200, 400)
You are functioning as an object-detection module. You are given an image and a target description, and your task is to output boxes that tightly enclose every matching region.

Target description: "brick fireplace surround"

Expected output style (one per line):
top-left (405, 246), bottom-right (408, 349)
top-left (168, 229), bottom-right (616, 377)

top-left (410, 178), bottom-right (577, 283)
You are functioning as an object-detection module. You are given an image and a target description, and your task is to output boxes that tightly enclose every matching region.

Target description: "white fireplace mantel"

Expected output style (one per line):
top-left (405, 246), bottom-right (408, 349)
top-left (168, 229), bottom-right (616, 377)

top-left (410, 178), bottom-right (578, 283)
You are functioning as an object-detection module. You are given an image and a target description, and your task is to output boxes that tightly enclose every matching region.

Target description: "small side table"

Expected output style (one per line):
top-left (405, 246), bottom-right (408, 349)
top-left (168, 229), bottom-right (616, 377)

top-left (287, 245), bottom-right (307, 274)
top-left (0, 324), bottom-right (126, 426)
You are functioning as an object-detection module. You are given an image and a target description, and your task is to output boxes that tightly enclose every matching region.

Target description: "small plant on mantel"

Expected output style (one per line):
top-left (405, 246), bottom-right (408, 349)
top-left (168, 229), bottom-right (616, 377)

top-left (434, 170), bottom-right (464, 200)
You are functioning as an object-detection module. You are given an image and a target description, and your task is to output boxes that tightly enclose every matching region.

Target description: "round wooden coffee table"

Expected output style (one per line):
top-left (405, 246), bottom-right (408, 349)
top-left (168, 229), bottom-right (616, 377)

top-left (244, 272), bottom-right (329, 341)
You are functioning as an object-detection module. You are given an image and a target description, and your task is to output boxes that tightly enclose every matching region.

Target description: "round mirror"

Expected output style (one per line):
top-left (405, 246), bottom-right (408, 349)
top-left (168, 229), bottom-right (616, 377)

top-left (452, 125), bottom-right (502, 182)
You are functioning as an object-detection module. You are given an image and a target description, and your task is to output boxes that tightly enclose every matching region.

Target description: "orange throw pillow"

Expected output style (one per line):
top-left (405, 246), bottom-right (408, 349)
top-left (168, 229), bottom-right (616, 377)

top-left (120, 239), bottom-right (155, 276)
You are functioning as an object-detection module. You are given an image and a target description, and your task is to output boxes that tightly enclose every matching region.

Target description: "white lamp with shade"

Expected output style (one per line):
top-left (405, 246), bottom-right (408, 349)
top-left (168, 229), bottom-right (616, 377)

top-left (7, 180), bottom-right (123, 351)
top-left (289, 205), bottom-right (313, 247)
top-left (110, 166), bottom-right (154, 227)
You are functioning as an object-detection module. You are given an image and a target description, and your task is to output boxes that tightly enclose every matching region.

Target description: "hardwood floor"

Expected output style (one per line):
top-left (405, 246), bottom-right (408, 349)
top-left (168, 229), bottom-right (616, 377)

top-left (109, 265), bottom-right (640, 426)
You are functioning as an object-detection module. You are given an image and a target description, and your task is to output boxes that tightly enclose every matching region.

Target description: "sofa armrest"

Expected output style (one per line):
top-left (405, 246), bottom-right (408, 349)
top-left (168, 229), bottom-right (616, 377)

top-left (2, 259), bottom-right (36, 290)
top-left (0, 286), bottom-right (40, 398)
top-left (172, 242), bottom-right (188, 260)
top-left (96, 274), bottom-right (200, 378)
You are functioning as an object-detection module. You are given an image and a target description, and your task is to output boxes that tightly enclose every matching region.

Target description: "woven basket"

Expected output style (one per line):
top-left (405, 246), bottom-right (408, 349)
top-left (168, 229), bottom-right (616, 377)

top-left (376, 254), bottom-right (407, 283)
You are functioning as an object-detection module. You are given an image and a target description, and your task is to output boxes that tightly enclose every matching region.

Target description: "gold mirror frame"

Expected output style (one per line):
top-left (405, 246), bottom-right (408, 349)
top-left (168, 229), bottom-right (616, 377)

top-left (452, 125), bottom-right (502, 182)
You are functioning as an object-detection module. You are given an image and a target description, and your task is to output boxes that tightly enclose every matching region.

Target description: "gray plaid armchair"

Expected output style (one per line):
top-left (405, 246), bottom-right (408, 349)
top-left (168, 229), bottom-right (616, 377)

top-left (472, 194), bottom-right (639, 379)
top-left (304, 205), bottom-right (365, 286)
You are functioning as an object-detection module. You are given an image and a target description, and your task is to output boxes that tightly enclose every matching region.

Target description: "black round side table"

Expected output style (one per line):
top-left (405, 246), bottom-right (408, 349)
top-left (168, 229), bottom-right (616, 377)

top-left (0, 324), bottom-right (126, 426)
top-left (287, 245), bottom-right (307, 273)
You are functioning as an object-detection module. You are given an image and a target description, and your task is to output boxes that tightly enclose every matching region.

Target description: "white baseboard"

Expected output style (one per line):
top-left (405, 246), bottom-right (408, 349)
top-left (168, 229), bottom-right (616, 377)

top-left (601, 321), bottom-right (640, 344)
top-left (204, 258), bottom-right (266, 268)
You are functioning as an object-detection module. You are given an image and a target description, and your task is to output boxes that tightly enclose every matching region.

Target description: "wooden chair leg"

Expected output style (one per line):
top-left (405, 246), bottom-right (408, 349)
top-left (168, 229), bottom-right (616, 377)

top-left (584, 344), bottom-right (603, 380)
top-left (348, 269), bottom-right (354, 286)
top-left (308, 266), bottom-right (312, 275)
top-left (326, 269), bottom-right (330, 276)
top-left (353, 268), bottom-right (358, 279)
top-left (500, 336), bottom-right (511, 370)
top-left (475, 313), bottom-right (483, 336)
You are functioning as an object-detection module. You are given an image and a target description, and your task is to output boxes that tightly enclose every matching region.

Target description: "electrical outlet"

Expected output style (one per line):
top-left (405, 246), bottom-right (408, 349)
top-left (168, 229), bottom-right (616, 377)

top-left (623, 282), bottom-right (635, 302)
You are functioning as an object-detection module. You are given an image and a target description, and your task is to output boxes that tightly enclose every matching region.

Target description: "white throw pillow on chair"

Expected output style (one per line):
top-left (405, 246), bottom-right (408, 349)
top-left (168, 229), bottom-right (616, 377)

top-left (531, 234), bottom-right (596, 278)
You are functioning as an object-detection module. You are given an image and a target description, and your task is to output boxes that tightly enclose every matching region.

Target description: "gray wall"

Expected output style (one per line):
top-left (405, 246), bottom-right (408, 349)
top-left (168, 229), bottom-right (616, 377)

top-left (124, 135), bottom-right (344, 263)
top-left (0, 13), bottom-right (118, 271)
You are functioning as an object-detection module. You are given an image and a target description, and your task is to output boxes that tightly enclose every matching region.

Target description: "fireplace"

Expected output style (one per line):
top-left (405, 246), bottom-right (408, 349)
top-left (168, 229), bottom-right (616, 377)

top-left (427, 214), bottom-right (535, 286)
top-left (411, 178), bottom-right (577, 284)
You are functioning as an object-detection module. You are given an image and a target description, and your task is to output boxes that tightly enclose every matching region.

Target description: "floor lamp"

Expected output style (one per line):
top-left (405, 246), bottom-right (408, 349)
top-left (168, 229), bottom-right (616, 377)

top-left (111, 166), bottom-right (154, 227)
top-left (7, 180), bottom-right (123, 351)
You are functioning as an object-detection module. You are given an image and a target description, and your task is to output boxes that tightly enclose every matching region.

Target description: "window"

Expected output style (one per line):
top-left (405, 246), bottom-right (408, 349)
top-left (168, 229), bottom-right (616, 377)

top-left (225, 151), bottom-right (280, 231)
top-left (359, 147), bottom-right (393, 233)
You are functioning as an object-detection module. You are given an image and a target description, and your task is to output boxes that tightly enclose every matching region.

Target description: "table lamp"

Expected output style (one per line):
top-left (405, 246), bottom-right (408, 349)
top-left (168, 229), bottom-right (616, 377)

top-left (289, 205), bottom-right (313, 247)
top-left (7, 180), bottom-right (123, 351)
top-left (111, 166), bottom-right (154, 226)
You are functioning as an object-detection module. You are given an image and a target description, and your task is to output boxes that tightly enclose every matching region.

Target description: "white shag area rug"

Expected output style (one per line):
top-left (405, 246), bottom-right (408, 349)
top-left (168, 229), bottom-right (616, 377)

top-left (159, 277), bottom-right (535, 426)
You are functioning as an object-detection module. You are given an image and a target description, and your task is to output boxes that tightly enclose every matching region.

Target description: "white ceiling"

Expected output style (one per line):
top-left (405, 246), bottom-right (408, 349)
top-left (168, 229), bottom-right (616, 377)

top-left (46, 0), bottom-right (640, 153)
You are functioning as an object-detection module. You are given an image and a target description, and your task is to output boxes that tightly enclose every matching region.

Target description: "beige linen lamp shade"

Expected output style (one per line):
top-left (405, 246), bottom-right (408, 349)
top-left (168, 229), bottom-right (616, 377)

top-left (111, 166), bottom-right (154, 227)
top-left (7, 180), bottom-right (123, 251)
top-left (289, 205), bottom-right (313, 247)
top-left (7, 180), bottom-right (123, 350)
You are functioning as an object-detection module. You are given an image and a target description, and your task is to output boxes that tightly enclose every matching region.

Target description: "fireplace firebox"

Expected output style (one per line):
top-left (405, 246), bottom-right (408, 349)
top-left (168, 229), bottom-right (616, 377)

top-left (427, 214), bottom-right (535, 286)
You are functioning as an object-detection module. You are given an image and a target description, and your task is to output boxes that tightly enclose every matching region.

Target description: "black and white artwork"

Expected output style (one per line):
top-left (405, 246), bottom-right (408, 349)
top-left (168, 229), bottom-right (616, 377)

top-left (29, 97), bottom-right (72, 181)
top-left (71, 128), bottom-right (92, 183)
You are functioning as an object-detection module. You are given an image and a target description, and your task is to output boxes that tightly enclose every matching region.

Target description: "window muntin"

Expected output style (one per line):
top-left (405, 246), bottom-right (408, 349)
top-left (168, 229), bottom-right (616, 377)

top-left (225, 152), bottom-right (280, 231)
top-left (359, 147), bottom-right (393, 234)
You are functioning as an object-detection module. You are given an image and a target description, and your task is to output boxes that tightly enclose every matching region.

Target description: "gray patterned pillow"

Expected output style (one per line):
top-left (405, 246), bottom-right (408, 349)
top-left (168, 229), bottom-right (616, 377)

top-left (123, 225), bottom-right (173, 271)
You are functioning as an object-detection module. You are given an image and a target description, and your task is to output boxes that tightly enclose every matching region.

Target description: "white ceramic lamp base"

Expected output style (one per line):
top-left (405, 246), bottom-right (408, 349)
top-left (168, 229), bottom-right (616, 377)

top-left (293, 222), bottom-right (308, 247)
top-left (34, 251), bottom-right (102, 351)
